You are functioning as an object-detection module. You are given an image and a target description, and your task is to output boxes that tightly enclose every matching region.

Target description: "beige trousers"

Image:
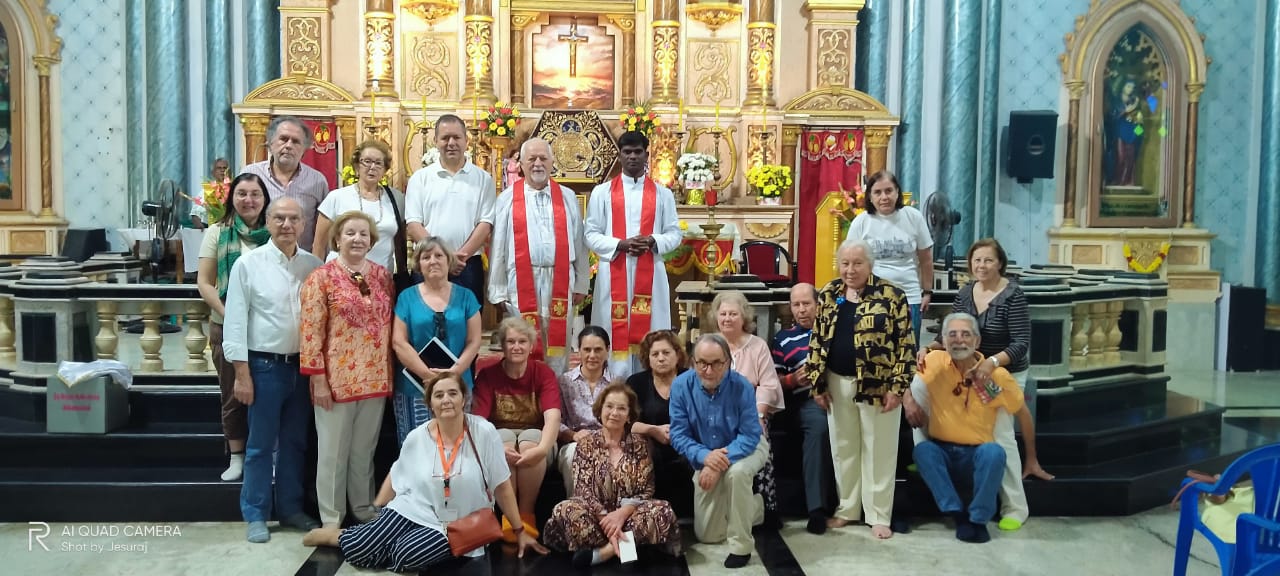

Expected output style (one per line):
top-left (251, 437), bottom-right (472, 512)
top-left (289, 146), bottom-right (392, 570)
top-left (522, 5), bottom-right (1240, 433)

top-left (827, 371), bottom-right (900, 526)
top-left (910, 371), bottom-right (1030, 523)
top-left (693, 437), bottom-right (769, 556)
top-left (315, 397), bottom-right (386, 526)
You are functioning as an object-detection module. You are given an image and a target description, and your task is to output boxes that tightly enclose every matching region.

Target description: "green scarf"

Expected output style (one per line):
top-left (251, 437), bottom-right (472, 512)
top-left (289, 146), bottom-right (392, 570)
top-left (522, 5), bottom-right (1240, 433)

top-left (216, 214), bottom-right (272, 300)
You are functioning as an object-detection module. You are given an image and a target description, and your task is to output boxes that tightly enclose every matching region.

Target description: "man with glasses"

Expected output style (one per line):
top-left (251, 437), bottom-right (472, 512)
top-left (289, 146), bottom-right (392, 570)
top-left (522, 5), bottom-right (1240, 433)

top-left (241, 116), bottom-right (330, 251)
top-left (669, 334), bottom-right (768, 569)
top-left (902, 312), bottom-right (1051, 544)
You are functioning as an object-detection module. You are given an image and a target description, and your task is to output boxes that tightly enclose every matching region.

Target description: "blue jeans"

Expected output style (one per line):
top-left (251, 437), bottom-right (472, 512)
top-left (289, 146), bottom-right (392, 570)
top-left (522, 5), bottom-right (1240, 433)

top-left (450, 255), bottom-right (485, 312)
top-left (913, 440), bottom-right (1005, 524)
top-left (794, 391), bottom-right (833, 514)
top-left (240, 353), bottom-right (311, 523)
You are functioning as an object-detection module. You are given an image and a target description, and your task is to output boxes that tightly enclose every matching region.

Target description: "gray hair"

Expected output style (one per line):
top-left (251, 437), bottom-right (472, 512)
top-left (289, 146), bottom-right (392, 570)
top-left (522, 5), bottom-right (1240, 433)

top-left (520, 137), bottom-right (555, 163)
top-left (790, 282), bottom-right (819, 303)
top-left (266, 115), bottom-right (313, 147)
top-left (838, 238), bottom-right (876, 267)
top-left (694, 333), bottom-right (731, 361)
top-left (710, 290), bottom-right (755, 334)
top-left (411, 236), bottom-right (459, 276)
top-left (942, 312), bottom-right (980, 338)
top-left (498, 315), bottom-right (539, 346)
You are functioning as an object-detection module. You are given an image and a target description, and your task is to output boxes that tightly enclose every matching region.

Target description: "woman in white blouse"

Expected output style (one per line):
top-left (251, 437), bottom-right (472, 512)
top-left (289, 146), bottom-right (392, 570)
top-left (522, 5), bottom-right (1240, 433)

top-left (303, 373), bottom-right (547, 570)
top-left (312, 139), bottom-right (406, 273)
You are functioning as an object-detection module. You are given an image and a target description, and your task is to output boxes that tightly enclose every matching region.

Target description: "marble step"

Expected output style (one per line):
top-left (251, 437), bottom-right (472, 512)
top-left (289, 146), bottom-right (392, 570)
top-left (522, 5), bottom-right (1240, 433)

top-left (0, 417), bottom-right (226, 468)
top-left (0, 385), bottom-right (220, 425)
top-left (0, 466), bottom-right (244, 522)
top-left (1031, 391), bottom-right (1226, 467)
top-left (1035, 375), bottom-right (1169, 423)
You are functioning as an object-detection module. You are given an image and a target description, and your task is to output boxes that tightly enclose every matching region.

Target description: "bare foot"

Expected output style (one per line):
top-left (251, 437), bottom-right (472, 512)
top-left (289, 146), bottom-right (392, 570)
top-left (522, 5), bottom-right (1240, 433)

top-left (302, 527), bottom-right (341, 547)
top-left (827, 517), bottom-right (852, 528)
top-left (870, 524), bottom-right (893, 539)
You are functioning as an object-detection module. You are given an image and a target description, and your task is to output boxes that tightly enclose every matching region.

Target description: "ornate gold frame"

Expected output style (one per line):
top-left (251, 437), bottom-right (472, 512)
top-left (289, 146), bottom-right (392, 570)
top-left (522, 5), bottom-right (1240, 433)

top-left (1060, 0), bottom-right (1208, 228)
top-left (0, 5), bottom-right (27, 212)
top-left (813, 190), bottom-right (845, 288)
top-left (0, 0), bottom-right (62, 216)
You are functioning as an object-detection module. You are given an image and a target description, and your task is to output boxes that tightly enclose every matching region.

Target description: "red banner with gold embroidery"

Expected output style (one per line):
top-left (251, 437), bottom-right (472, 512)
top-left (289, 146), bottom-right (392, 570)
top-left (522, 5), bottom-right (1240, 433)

top-left (303, 119), bottom-right (339, 191)
top-left (664, 238), bottom-right (736, 275)
top-left (798, 128), bottom-right (863, 283)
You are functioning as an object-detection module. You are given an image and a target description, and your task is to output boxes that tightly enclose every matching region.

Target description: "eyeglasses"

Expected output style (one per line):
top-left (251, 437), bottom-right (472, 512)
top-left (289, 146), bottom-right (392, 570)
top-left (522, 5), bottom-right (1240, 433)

top-left (694, 359), bottom-right (726, 371)
top-left (358, 158), bottom-right (386, 168)
top-left (434, 311), bottom-right (448, 341)
top-left (952, 379), bottom-right (973, 408)
top-left (350, 272), bottom-right (371, 297)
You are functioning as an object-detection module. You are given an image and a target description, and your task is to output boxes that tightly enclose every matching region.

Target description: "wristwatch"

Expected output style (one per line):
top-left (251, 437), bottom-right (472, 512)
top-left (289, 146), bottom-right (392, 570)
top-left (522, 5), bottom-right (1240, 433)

top-left (989, 355), bottom-right (1001, 368)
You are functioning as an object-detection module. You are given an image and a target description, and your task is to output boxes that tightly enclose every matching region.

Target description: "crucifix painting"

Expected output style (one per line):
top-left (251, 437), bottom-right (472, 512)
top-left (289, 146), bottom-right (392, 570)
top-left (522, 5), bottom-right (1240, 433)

top-left (532, 16), bottom-right (615, 110)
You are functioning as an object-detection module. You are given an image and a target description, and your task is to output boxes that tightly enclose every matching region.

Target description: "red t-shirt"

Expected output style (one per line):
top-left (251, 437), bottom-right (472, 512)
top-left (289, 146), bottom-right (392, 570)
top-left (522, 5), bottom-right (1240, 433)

top-left (472, 360), bottom-right (562, 430)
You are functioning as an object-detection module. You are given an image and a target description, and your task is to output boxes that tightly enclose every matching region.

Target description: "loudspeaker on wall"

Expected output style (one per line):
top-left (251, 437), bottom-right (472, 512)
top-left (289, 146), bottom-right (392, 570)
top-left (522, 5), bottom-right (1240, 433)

top-left (1006, 110), bottom-right (1058, 183)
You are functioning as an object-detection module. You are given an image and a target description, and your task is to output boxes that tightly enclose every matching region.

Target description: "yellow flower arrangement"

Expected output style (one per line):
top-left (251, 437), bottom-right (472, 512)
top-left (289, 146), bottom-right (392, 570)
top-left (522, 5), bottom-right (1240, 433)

top-left (745, 164), bottom-right (792, 198)
top-left (341, 164), bottom-right (389, 187)
top-left (482, 102), bottom-right (521, 137)
top-left (1123, 241), bottom-right (1171, 274)
top-left (619, 101), bottom-right (660, 136)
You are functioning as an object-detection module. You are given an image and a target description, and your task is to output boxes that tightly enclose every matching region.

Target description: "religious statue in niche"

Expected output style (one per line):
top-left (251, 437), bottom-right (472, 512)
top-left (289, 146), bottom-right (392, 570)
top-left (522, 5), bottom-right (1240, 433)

top-left (0, 26), bottom-right (12, 200)
top-left (531, 16), bottom-right (615, 110)
top-left (1100, 24), bottom-right (1168, 218)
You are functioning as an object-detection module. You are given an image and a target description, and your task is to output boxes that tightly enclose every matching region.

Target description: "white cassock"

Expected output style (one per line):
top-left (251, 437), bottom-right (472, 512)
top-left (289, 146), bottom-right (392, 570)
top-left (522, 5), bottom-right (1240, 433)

top-left (488, 181), bottom-right (590, 375)
top-left (584, 174), bottom-right (683, 378)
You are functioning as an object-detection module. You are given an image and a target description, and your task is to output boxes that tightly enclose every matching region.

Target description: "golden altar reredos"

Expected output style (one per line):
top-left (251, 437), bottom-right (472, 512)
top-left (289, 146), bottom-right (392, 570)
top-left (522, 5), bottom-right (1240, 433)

top-left (231, 0), bottom-right (898, 281)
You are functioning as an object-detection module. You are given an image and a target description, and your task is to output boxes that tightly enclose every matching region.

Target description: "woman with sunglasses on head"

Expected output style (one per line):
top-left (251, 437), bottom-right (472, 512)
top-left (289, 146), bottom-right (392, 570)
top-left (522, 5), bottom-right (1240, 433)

top-left (312, 140), bottom-right (407, 276)
top-left (391, 237), bottom-right (483, 445)
top-left (300, 210), bottom-right (394, 529)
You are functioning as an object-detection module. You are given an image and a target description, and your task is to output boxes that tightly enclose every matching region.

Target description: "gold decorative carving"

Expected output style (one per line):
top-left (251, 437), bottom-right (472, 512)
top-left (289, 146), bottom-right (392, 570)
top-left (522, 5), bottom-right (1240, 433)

top-left (745, 125), bottom-right (777, 170)
top-left (530, 111), bottom-right (619, 183)
top-left (365, 14), bottom-right (396, 95)
top-left (410, 34), bottom-right (452, 99)
top-left (606, 14), bottom-right (637, 106)
top-left (511, 12), bottom-right (539, 29)
top-left (11, 231), bottom-right (47, 254)
top-left (1168, 276), bottom-right (1221, 292)
top-left (1071, 244), bottom-right (1103, 265)
top-left (782, 86), bottom-right (895, 119)
top-left (652, 24), bottom-right (680, 104)
top-left (285, 17), bottom-right (322, 77)
top-left (510, 12), bottom-right (539, 106)
top-left (745, 24), bottom-right (776, 106)
top-left (686, 2), bottom-right (743, 34)
top-left (463, 16), bottom-right (495, 102)
top-left (241, 115), bottom-right (271, 135)
top-left (692, 40), bottom-right (733, 105)
top-left (745, 222), bottom-right (787, 240)
top-left (781, 125), bottom-right (802, 145)
top-left (864, 127), bottom-right (892, 148)
top-left (1166, 245), bottom-right (1199, 266)
top-left (243, 73), bottom-right (357, 105)
top-left (816, 29), bottom-right (851, 87)
top-left (363, 117), bottom-right (392, 145)
top-left (403, 0), bottom-right (459, 27)
top-left (687, 127), bottom-right (740, 191)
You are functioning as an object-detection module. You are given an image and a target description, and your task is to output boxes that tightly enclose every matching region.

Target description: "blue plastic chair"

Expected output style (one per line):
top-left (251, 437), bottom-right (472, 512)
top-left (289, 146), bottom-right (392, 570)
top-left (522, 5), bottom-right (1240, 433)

top-left (1173, 443), bottom-right (1280, 576)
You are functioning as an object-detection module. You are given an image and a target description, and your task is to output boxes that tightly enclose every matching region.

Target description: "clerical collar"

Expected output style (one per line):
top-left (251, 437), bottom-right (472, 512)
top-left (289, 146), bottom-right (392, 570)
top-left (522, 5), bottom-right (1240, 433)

top-left (622, 174), bottom-right (645, 186)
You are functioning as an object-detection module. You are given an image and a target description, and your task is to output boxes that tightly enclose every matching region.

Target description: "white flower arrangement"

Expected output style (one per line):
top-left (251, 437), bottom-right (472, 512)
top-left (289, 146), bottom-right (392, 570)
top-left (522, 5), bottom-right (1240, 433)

top-left (676, 153), bottom-right (718, 187)
top-left (421, 147), bottom-right (471, 167)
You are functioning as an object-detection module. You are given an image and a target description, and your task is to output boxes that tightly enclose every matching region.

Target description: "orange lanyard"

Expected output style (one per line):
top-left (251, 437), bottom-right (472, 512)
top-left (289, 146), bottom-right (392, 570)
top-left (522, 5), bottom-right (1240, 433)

top-left (433, 424), bottom-right (467, 498)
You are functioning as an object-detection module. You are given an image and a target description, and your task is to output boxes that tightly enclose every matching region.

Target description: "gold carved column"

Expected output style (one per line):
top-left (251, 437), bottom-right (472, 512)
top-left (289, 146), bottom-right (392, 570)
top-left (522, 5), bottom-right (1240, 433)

top-left (281, 1), bottom-right (331, 79)
top-left (510, 12), bottom-right (539, 107)
top-left (1062, 81), bottom-right (1083, 228)
top-left (744, 0), bottom-right (776, 107)
top-left (364, 0), bottom-right (397, 97)
top-left (781, 125), bottom-right (801, 205)
top-left (241, 115), bottom-right (271, 163)
top-left (463, 0), bottom-right (496, 105)
top-left (336, 117), bottom-right (357, 162)
top-left (803, 0), bottom-right (863, 91)
top-left (34, 57), bottom-right (56, 217)
top-left (607, 14), bottom-right (637, 107)
top-left (864, 126), bottom-right (892, 175)
top-left (651, 0), bottom-right (680, 105)
top-left (1182, 83), bottom-right (1203, 228)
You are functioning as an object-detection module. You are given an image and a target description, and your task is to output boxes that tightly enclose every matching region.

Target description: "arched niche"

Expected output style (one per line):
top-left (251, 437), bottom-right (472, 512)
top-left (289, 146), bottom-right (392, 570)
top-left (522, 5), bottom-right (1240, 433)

top-left (1060, 0), bottom-right (1208, 229)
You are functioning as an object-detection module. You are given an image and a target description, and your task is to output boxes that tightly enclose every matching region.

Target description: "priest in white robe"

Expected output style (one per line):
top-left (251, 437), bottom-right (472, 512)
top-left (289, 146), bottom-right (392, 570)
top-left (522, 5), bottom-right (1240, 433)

top-left (489, 138), bottom-right (590, 375)
top-left (584, 131), bottom-right (683, 378)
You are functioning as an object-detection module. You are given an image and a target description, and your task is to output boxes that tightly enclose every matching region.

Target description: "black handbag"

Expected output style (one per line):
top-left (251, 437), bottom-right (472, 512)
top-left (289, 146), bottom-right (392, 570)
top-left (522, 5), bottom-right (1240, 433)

top-left (383, 185), bottom-right (415, 293)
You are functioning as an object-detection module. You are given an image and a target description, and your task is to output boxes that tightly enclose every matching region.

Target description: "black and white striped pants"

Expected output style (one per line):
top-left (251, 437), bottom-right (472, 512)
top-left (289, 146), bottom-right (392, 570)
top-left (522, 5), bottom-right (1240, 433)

top-left (339, 508), bottom-right (454, 572)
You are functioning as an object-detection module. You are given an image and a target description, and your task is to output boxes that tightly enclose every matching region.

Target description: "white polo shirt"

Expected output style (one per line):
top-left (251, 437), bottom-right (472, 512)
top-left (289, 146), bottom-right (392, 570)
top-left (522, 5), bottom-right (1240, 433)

top-left (404, 160), bottom-right (496, 253)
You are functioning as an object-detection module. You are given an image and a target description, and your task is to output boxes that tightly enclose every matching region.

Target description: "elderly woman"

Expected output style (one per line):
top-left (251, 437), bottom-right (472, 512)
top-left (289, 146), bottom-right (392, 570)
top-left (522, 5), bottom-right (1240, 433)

top-left (312, 139), bottom-right (406, 274)
top-left (556, 325), bottom-right (613, 498)
top-left (196, 172), bottom-right (271, 482)
top-left (302, 373), bottom-right (547, 570)
top-left (844, 170), bottom-right (934, 339)
top-left (627, 330), bottom-right (693, 514)
top-left (472, 316), bottom-right (562, 540)
top-left (300, 211), bottom-right (394, 529)
top-left (918, 238), bottom-right (1044, 531)
top-left (392, 237), bottom-right (483, 444)
top-left (709, 290), bottom-right (785, 523)
top-left (544, 382), bottom-right (680, 567)
top-left (807, 238), bottom-right (916, 539)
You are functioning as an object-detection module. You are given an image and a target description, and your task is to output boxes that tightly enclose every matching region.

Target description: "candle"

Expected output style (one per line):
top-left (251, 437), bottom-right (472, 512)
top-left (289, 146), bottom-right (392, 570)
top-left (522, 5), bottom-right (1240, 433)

top-left (421, 94), bottom-right (428, 124)
top-left (678, 98), bottom-right (685, 132)
top-left (714, 102), bottom-right (720, 130)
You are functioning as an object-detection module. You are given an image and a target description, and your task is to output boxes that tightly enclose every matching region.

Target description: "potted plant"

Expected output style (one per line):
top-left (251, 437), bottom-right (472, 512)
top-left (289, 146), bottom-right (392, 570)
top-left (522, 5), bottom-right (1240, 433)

top-left (745, 164), bottom-right (792, 205)
top-left (676, 153), bottom-right (718, 205)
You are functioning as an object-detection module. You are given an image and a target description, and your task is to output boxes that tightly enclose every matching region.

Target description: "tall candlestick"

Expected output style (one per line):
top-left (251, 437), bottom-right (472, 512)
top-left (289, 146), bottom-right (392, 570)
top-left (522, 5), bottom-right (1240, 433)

top-left (678, 98), bottom-right (685, 132)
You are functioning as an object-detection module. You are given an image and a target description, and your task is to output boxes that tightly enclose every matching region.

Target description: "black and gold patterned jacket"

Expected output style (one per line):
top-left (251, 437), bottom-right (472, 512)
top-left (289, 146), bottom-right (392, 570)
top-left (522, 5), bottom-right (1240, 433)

top-left (806, 274), bottom-right (916, 405)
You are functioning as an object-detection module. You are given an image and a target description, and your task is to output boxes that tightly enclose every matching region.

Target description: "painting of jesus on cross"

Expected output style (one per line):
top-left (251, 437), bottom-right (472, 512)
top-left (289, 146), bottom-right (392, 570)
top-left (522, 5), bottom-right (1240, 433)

top-left (532, 16), bottom-right (616, 110)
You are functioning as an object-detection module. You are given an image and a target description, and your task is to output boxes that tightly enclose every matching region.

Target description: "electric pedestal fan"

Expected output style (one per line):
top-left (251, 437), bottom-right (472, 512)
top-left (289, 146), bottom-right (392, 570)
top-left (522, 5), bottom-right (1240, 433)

top-left (923, 191), bottom-right (963, 290)
top-left (126, 179), bottom-right (183, 334)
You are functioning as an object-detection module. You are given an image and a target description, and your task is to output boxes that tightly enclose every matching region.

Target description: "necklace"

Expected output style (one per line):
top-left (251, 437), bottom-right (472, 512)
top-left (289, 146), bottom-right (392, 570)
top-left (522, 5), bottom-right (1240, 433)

top-left (337, 258), bottom-right (367, 276)
top-left (357, 187), bottom-right (384, 223)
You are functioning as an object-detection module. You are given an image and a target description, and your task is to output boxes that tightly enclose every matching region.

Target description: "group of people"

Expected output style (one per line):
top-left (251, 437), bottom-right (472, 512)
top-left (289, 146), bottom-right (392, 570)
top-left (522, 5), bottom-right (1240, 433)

top-left (194, 112), bottom-right (1054, 572)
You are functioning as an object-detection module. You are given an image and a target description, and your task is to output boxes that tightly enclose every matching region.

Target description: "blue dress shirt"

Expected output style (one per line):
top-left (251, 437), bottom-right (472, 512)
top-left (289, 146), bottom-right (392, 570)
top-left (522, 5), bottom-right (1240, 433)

top-left (669, 369), bottom-right (762, 469)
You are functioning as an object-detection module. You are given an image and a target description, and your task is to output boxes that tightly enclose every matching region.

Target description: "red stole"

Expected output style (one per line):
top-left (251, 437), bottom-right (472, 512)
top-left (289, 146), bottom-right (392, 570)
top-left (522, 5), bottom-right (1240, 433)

top-left (608, 175), bottom-right (657, 360)
top-left (511, 179), bottom-right (572, 358)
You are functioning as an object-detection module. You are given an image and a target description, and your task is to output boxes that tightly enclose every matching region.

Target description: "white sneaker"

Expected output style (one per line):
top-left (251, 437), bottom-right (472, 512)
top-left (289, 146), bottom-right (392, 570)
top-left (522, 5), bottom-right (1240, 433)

top-left (221, 453), bottom-right (244, 481)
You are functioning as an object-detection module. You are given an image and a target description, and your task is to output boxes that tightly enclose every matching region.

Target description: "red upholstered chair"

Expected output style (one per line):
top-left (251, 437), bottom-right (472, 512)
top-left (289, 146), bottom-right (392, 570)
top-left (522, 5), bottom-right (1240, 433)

top-left (739, 241), bottom-right (797, 287)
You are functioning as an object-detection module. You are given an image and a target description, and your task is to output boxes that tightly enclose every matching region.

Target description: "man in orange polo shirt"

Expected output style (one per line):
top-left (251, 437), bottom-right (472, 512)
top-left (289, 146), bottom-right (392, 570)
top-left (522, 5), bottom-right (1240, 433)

top-left (903, 312), bottom-right (1051, 543)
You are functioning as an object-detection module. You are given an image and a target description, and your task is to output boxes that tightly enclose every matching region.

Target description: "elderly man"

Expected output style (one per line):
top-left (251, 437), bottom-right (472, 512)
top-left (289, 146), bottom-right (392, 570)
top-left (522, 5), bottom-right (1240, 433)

top-left (772, 282), bottom-right (834, 535)
top-left (405, 114), bottom-right (496, 305)
top-left (487, 137), bottom-right (590, 373)
top-left (584, 131), bottom-right (682, 378)
top-left (670, 334), bottom-right (768, 569)
top-left (224, 197), bottom-right (325, 543)
top-left (903, 312), bottom-right (1052, 544)
top-left (241, 117), bottom-right (329, 250)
